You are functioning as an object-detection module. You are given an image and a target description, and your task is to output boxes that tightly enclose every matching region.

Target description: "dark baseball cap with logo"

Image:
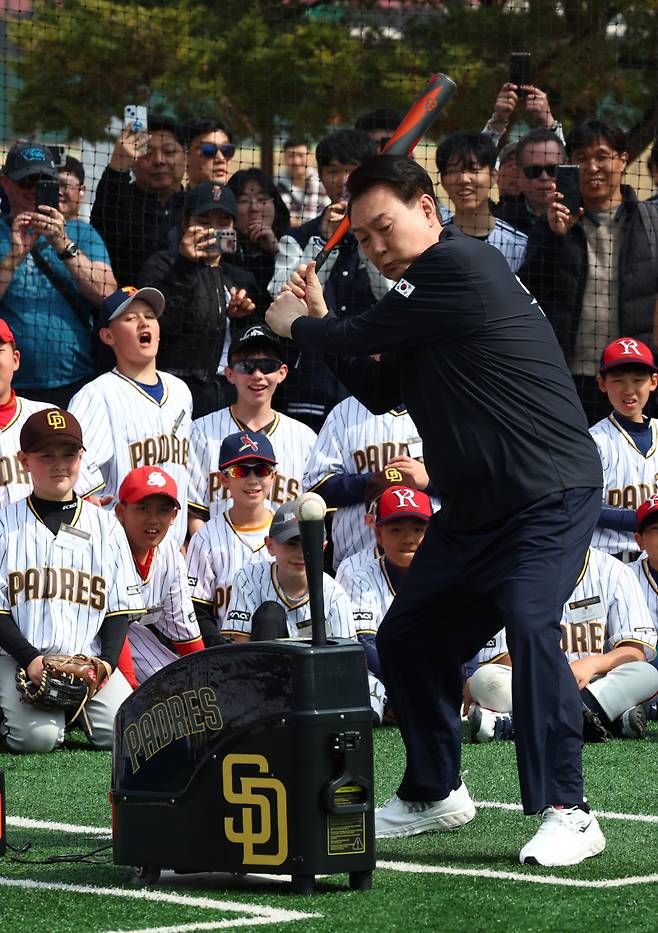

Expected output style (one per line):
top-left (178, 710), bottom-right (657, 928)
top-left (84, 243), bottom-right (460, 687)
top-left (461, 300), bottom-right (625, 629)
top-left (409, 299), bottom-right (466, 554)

top-left (599, 338), bottom-right (658, 374)
top-left (218, 430), bottom-right (277, 469)
top-left (3, 143), bottom-right (58, 182)
top-left (118, 466), bottom-right (180, 508)
top-left (20, 408), bottom-right (84, 453)
top-left (98, 285), bottom-right (165, 330)
top-left (184, 182), bottom-right (237, 219)
top-left (228, 323), bottom-right (282, 363)
top-left (375, 485), bottom-right (433, 526)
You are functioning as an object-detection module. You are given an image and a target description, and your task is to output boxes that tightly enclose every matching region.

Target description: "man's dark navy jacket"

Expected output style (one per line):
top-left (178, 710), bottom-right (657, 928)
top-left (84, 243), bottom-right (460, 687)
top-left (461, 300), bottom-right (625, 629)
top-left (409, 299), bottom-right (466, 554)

top-left (291, 225), bottom-right (602, 532)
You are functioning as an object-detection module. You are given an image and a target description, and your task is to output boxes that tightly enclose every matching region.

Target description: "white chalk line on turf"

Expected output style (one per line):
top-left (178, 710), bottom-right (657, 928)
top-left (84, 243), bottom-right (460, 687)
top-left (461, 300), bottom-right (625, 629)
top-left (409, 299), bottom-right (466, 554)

top-left (378, 861), bottom-right (658, 888)
top-left (7, 815), bottom-right (111, 837)
top-left (475, 800), bottom-right (658, 824)
top-left (0, 877), bottom-right (321, 930)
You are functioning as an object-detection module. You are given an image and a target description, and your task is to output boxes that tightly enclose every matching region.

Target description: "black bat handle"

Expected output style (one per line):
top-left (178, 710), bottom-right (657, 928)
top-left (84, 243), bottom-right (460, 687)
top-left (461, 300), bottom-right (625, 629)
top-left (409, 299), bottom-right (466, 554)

top-left (299, 518), bottom-right (327, 646)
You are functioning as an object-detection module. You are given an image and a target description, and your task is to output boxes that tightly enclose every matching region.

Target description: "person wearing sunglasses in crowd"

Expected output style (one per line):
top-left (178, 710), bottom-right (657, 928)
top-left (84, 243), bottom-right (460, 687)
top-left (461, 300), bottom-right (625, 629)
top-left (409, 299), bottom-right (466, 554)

top-left (91, 116), bottom-right (187, 286)
top-left (185, 118), bottom-right (236, 188)
top-left (493, 128), bottom-right (567, 236)
top-left (138, 182), bottom-right (267, 418)
top-left (187, 324), bottom-right (316, 537)
top-left (186, 430), bottom-right (277, 642)
top-left (226, 168), bottom-right (291, 296)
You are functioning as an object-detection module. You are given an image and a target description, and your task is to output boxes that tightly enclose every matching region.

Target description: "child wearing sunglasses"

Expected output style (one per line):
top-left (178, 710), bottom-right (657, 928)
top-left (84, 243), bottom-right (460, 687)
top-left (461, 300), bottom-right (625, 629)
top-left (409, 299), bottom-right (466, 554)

top-left (188, 323), bottom-right (317, 535)
top-left (436, 131), bottom-right (527, 273)
top-left (186, 430), bottom-right (277, 641)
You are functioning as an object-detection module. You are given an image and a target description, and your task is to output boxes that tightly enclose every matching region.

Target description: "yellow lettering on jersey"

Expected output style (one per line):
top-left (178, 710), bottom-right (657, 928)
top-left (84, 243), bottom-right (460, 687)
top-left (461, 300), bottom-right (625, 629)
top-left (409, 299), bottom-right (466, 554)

top-left (214, 585), bottom-right (232, 617)
top-left (130, 435), bottom-right (190, 470)
top-left (607, 483), bottom-right (658, 511)
top-left (0, 455), bottom-right (30, 488)
top-left (7, 567), bottom-right (107, 609)
top-left (353, 441), bottom-right (409, 474)
top-left (561, 620), bottom-right (605, 656)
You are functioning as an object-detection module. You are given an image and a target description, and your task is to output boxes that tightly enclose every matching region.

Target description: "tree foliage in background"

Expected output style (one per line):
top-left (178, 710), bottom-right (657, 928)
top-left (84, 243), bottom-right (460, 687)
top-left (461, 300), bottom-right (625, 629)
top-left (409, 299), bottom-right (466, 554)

top-left (5, 0), bottom-right (658, 167)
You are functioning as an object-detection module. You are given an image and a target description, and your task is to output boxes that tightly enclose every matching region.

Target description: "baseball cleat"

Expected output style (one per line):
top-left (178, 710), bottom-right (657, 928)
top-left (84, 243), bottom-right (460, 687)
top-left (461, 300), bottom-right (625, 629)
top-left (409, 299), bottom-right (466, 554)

top-left (468, 705), bottom-right (514, 743)
top-left (519, 806), bottom-right (606, 867)
top-left (375, 780), bottom-right (476, 838)
top-left (617, 705), bottom-right (647, 739)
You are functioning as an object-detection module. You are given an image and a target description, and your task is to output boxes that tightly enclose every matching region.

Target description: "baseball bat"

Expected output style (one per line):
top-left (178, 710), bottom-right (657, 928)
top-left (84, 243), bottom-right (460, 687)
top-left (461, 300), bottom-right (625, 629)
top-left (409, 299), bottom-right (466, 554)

top-left (314, 71), bottom-right (457, 271)
top-left (296, 493), bottom-right (328, 646)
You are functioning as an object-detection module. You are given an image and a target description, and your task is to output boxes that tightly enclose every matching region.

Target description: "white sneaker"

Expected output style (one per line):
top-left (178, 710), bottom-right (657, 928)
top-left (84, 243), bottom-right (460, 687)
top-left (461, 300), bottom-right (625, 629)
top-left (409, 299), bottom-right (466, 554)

top-left (519, 806), bottom-right (606, 866)
top-left (375, 780), bottom-right (476, 839)
top-left (468, 705), bottom-right (514, 743)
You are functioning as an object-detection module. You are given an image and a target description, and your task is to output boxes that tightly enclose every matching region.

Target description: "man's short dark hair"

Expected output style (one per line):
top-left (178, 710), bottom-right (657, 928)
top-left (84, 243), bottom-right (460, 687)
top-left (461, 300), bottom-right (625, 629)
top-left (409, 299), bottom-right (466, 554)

top-left (185, 117), bottom-right (232, 147)
top-left (347, 155), bottom-right (436, 215)
top-left (315, 129), bottom-right (377, 170)
top-left (436, 132), bottom-right (497, 174)
top-left (516, 128), bottom-right (566, 165)
top-left (354, 109), bottom-right (403, 134)
top-left (567, 119), bottom-right (628, 157)
top-left (283, 137), bottom-right (309, 150)
top-left (148, 115), bottom-right (185, 147)
top-left (59, 155), bottom-right (84, 185)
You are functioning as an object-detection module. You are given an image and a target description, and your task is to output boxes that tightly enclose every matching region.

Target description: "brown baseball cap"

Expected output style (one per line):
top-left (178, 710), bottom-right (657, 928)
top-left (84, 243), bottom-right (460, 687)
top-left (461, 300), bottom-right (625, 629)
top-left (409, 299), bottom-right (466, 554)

top-left (20, 408), bottom-right (84, 453)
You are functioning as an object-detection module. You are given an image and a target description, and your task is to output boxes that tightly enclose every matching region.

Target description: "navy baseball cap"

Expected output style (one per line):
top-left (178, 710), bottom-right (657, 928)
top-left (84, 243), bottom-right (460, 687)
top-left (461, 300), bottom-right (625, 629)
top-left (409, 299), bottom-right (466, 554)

top-left (3, 143), bottom-right (57, 181)
top-left (184, 182), bottom-right (237, 219)
top-left (98, 286), bottom-right (165, 330)
top-left (218, 431), bottom-right (276, 469)
top-left (228, 324), bottom-right (282, 363)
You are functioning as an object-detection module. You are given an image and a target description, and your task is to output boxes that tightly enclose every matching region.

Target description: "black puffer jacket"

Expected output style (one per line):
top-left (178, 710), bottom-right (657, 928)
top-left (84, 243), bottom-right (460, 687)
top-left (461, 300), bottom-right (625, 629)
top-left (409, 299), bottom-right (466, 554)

top-left (519, 186), bottom-right (658, 363)
top-left (137, 250), bottom-right (267, 380)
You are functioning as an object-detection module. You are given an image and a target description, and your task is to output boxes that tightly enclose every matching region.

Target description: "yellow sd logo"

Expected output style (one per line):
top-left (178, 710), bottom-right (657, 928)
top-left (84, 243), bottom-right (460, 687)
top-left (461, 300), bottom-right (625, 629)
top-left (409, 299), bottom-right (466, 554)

top-left (384, 467), bottom-right (403, 483)
top-left (222, 753), bottom-right (288, 865)
top-left (47, 411), bottom-right (66, 430)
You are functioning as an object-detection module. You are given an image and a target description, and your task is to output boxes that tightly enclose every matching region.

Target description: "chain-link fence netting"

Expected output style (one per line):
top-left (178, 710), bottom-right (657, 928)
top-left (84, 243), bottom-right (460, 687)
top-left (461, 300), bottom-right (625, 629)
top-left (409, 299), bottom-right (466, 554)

top-left (0, 1), bottom-right (655, 424)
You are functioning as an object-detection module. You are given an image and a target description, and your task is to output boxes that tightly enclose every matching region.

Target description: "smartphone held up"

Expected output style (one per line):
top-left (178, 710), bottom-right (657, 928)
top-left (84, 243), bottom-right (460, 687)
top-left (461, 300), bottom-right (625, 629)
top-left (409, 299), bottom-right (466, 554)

top-left (555, 165), bottom-right (582, 216)
top-left (509, 52), bottom-right (531, 98)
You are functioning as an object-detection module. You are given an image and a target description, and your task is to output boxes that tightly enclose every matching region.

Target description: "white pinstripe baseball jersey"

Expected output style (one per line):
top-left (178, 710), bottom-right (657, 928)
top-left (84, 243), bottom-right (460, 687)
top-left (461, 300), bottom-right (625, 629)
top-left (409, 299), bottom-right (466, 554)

top-left (629, 558), bottom-right (658, 632)
top-left (126, 539), bottom-right (200, 682)
top-left (188, 407), bottom-right (316, 517)
top-left (186, 506), bottom-right (274, 628)
top-left (590, 414), bottom-right (658, 554)
top-left (479, 547), bottom-right (657, 664)
top-left (303, 397), bottom-right (438, 568)
top-left (335, 544), bottom-right (382, 592)
top-left (224, 561), bottom-right (356, 640)
top-left (0, 397), bottom-right (104, 508)
top-left (346, 556), bottom-right (395, 635)
top-left (69, 370), bottom-right (192, 546)
top-left (0, 497), bottom-right (145, 657)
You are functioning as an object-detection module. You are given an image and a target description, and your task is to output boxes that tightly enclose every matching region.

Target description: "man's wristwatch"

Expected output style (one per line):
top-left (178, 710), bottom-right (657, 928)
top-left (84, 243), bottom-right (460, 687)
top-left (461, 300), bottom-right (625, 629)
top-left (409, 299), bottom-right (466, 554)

top-left (57, 241), bottom-right (79, 261)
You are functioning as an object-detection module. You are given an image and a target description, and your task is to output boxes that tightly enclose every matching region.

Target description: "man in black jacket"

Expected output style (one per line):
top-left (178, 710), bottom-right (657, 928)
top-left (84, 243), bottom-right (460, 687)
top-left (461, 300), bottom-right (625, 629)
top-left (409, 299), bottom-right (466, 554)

top-left (138, 183), bottom-right (265, 418)
top-left (520, 120), bottom-right (658, 423)
top-left (266, 155), bottom-right (605, 869)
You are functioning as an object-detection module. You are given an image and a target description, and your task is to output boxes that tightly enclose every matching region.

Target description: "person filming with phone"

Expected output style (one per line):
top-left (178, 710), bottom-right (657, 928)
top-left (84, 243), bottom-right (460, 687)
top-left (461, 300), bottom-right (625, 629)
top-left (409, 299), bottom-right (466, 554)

top-left (521, 119), bottom-right (658, 424)
top-left (0, 142), bottom-right (116, 406)
top-left (138, 182), bottom-right (266, 418)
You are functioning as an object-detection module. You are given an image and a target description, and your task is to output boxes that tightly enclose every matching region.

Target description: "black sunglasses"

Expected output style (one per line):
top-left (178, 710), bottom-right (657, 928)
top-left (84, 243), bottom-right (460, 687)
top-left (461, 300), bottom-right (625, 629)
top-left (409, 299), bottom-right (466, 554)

top-left (522, 163), bottom-right (559, 181)
top-left (199, 143), bottom-right (236, 160)
top-left (231, 358), bottom-right (282, 375)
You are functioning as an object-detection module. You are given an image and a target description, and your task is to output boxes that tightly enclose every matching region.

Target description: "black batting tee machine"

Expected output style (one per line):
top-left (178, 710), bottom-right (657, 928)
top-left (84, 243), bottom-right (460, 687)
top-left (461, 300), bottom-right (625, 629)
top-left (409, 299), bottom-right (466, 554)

top-left (111, 493), bottom-right (375, 894)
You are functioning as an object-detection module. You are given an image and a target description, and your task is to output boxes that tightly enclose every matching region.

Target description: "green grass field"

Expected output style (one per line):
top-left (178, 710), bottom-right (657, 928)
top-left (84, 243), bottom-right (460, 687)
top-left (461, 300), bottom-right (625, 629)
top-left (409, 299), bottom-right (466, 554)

top-left (2, 726), bottom-right (658, 933)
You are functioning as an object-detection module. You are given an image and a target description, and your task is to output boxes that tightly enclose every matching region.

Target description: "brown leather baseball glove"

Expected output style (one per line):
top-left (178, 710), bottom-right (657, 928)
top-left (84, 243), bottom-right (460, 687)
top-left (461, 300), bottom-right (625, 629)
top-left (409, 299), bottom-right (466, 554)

top-left (16, 654), bottom-right (109, 725)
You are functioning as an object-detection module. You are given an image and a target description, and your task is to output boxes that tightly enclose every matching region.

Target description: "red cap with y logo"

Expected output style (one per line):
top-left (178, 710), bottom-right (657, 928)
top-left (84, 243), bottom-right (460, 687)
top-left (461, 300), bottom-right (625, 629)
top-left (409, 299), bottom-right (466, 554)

top-left (375, 485), bottom-right (433, 526)
top-left (637, 495), bottom-right (658, 532)
top-left (599, 338), bottom-right (657, 374)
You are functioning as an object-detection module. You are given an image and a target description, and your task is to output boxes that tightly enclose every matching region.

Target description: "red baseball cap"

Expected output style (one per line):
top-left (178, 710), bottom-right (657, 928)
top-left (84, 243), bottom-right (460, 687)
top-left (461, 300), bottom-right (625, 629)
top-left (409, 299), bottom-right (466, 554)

top-left (637, 495), bottom-right (658, 532)
top-left (0, 318), bottom-right (15, 345)
top-left (118, 466), bottom-right (180, 508)
top-left (599, 338), bottom-right (657, 374)
top-left (375, 486), bottom-right (432, 526)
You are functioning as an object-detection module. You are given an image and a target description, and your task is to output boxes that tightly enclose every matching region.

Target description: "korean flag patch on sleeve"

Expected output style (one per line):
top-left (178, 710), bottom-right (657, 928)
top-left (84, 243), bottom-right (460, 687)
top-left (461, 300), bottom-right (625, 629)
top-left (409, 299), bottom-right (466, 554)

top-left (394, 278), bottom-right (415, 298)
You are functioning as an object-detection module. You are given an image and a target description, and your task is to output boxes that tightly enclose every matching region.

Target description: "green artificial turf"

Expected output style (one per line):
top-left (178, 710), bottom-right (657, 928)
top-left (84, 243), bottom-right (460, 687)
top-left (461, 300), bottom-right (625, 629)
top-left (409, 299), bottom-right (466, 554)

top-left (1, 727), bottom-right (657, 933)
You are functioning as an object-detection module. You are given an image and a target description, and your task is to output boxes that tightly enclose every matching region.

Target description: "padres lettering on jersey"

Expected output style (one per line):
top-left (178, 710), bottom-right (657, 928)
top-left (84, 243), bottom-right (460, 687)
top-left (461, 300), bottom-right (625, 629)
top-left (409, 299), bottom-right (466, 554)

top-left (304, 397), bottom-right (439, 569)
top-left (479, 548), bottom-right (657, 665)
top-left (188, 408), bottom-right (316, 516)
top-left (69, 369), bottom-right (192, 546)
top-left (0, 497), bottom-right (145, 657)
top-left (590, 414), bottom-right (658, 554)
